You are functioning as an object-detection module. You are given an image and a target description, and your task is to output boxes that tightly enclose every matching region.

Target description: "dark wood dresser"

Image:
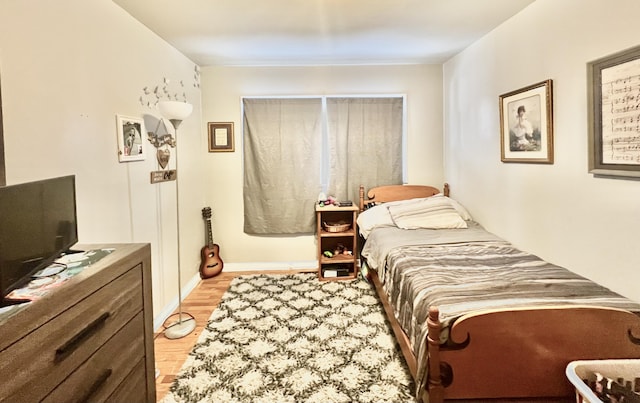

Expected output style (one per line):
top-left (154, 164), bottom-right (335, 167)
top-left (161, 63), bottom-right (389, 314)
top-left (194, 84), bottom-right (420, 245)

top-left (0, 243), bottom-right (155, 403)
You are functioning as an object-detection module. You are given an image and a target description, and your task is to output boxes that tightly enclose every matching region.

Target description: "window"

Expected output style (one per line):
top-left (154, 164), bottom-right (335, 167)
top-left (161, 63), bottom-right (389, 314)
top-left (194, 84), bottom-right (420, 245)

top-left (243, 96), bottom-right (404, 235)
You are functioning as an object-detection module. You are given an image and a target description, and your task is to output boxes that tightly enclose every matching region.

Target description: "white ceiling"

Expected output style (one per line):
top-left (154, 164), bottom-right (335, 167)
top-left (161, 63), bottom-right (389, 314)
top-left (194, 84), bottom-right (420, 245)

top-left (113, 0), bottom-right (536, 67)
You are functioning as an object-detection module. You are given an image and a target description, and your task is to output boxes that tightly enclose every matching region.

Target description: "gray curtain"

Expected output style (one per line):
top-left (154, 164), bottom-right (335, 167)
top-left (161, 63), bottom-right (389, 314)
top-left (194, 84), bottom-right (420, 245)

top-left (326, 97), bottom-right (403, 203)
top-left (243, 98), bottom-right (322, 234)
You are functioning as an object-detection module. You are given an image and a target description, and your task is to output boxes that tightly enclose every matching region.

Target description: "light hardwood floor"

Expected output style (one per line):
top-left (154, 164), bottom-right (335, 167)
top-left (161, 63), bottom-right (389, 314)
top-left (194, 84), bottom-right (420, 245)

top-left (153, 269), bottom-right (313, 401)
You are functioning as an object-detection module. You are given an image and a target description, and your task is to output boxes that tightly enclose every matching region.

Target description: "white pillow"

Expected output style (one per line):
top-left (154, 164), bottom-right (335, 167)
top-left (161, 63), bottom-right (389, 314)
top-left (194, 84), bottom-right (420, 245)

top-left (445, 196), bottom-right (472, 221)
top-left (356, 203), bottom-right (395, 239)
top-left (357, 197), bottom-right (427, 238)
top-left (387, 194), bottom-right (467, 230)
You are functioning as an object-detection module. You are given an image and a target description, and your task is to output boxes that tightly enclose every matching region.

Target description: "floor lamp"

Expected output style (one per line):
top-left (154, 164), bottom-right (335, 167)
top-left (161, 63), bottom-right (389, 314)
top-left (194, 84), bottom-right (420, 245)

top-left (158, 100), bottom-right (196, 340)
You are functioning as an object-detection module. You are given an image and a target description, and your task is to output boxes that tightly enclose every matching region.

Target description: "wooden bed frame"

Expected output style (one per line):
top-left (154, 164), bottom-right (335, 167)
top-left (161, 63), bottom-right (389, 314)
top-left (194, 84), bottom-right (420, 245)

top-left (358, 184), bottom-right (640, 403)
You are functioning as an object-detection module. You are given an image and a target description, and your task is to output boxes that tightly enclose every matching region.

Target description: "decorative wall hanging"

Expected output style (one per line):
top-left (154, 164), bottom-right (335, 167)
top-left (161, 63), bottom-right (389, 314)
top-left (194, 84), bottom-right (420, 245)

top-left (150, 170), bottom-right (177, 183)
top-left (193, 65), bottom-right (201, 89)
top-left (139, 67), bottom-right (199, 109)
top-left (588, 45), bottom-right (640, 178)
top-left (208, 122), bottom-right (235, 152)
top-left (116, 115), bottom-right (145, 162)
top-left (148, 118), bottom-right (176, 167)
top-left (499, 79), bottom-right (554, 164)
top-left (147, 118), bottom-right (177, 183)
top-left (139, 77), bottom-right (188, 108)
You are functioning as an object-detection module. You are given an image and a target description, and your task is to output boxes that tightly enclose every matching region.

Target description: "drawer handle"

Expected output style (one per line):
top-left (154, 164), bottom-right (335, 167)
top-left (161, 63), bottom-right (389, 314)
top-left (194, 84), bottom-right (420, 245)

top-left (55, 312), bottom-right (110, 363)
top-left (79, 368), bottom-right (112, 403)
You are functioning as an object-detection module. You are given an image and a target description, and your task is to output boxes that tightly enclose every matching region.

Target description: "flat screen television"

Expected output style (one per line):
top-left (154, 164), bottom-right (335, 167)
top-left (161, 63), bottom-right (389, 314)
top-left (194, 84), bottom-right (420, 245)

top-left (0, 175), bottom-right (78, 306)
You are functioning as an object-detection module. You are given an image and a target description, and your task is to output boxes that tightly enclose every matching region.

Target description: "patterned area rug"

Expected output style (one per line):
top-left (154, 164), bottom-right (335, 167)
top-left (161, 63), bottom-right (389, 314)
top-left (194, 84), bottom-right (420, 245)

top-left (161, 273), bottom-right (414, 403)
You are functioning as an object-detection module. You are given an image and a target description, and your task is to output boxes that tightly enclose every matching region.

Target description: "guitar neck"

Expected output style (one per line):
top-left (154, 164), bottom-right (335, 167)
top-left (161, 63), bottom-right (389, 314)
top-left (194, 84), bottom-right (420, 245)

top-left (205, 219), bottom-right (214, 247)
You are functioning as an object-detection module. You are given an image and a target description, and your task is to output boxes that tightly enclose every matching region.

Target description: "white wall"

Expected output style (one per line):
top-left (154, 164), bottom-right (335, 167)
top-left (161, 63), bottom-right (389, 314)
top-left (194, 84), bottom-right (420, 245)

top-left (0, 0), bottom-right (207, 323)
top-left (201, 64), bottom-right (443, 266)
top-left (443, 0), bottom-right (640, 302)
top-left (0, 2), bottom-right (443, 324)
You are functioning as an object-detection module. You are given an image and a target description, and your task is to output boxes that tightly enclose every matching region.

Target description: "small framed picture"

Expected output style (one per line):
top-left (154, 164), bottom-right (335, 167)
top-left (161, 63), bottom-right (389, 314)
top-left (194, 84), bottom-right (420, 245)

top-left (208, 122), bottom-right (235, 152)
top-left (116, 115), bottom-right (145, 162)
top-left (499, 79), bottom-right (554, 164)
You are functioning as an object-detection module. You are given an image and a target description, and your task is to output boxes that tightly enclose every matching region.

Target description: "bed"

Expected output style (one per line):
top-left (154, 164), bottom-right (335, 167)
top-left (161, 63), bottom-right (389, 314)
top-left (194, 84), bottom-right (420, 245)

top-left (357, 184), bottom-right (640, 403)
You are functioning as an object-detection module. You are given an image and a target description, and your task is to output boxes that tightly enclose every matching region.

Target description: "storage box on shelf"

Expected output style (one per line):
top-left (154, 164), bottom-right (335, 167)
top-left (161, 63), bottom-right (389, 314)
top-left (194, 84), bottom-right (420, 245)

top-left (566, 359), bottom-right (640, 403)
top-left (315, 203), bottom-right (359, 281)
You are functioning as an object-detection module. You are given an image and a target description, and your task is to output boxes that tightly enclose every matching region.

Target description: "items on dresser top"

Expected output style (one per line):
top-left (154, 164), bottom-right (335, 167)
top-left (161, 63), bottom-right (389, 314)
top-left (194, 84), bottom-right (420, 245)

top-left (1, 248), bottom-right (114, 312)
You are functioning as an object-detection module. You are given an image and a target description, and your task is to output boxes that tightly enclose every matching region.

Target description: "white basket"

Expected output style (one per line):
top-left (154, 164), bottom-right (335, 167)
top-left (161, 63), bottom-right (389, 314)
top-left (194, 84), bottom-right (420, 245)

top-left (566, 359), bottom-right (640, 403)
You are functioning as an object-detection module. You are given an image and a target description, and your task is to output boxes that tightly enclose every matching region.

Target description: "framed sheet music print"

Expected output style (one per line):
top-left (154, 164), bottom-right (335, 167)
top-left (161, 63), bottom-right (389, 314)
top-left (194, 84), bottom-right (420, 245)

top-left (588, 45), bottom-right (640, 178)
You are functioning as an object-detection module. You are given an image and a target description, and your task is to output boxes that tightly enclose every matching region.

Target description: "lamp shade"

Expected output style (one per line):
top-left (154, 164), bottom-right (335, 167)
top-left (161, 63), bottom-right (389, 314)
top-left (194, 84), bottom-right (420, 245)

top-left (158, 101), bottom-right (193, 121)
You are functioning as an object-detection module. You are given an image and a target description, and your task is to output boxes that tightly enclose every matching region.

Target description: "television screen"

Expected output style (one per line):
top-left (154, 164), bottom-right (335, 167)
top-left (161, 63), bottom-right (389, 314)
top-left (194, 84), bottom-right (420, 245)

top-left (0, 175), bottom-right (78, 304)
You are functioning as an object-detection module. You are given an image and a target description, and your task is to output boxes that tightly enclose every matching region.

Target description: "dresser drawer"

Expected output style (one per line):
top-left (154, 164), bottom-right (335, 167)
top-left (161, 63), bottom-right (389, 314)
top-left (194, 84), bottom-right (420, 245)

top-left (42, 312), bottom-right (145, 403)
top-left (107, 358), bottom-right (148, 403)
top-left (0, 265), bottom-right (143, 402)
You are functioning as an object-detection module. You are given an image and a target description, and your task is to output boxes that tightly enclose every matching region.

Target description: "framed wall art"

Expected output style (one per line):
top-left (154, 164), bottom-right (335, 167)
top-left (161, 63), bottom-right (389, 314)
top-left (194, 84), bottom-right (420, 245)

top-left (588, 45), bottom-right (640, 178)
top-left (499, 79), bottom-right (554, 164)
top-left (208, 122), bottom-right (234, 152)
top-left (116, 115), bottom-right (145, 162)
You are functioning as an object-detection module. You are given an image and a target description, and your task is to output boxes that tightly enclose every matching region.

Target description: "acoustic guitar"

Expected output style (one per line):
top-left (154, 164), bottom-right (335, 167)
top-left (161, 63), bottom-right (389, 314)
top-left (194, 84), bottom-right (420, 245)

top-left (199, 207), bottom-right (223, 279)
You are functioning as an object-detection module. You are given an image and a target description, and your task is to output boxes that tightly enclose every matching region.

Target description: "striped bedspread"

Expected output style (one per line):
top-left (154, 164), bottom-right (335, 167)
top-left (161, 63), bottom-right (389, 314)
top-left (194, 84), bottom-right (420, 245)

top-left (363, 226), bottom-right (640, 398)
top-left (383, 240), bottom-right (640, 352)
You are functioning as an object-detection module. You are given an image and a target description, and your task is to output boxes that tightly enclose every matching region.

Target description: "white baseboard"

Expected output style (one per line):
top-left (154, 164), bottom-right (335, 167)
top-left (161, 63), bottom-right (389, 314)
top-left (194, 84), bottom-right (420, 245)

top-left (152, 260), bottom-right (317, 331)
top-left (223, 260), bottom-right (317, 272)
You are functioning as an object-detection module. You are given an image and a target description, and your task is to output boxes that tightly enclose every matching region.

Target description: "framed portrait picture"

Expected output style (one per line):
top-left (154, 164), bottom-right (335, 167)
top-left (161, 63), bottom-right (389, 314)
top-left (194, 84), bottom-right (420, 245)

top-left (499, 79), bottom-right (554, 164)
top-left (116, 115), bottom-right (145, 162)
top-left (208, 122), bottom-right (235, 152)
top-left (588, 45), bottom-right (640, 178)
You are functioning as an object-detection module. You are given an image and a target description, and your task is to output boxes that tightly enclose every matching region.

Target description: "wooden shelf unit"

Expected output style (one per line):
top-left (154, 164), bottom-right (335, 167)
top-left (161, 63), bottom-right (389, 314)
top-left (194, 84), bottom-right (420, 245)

top-left (315, 204), bottom-right (359, 281)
